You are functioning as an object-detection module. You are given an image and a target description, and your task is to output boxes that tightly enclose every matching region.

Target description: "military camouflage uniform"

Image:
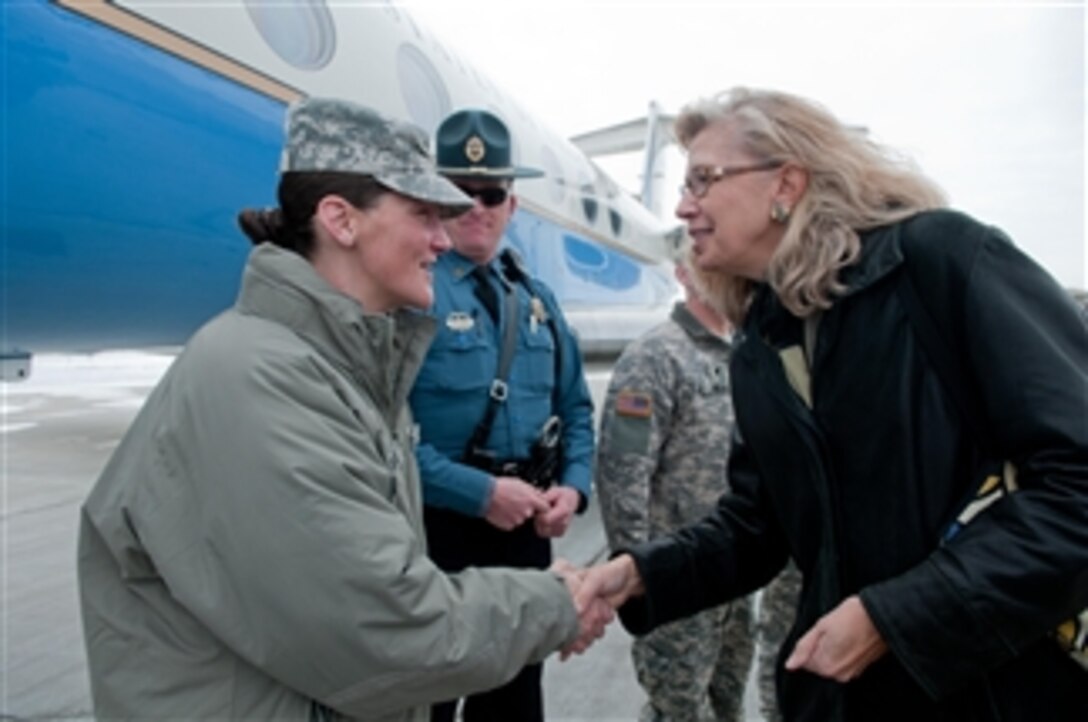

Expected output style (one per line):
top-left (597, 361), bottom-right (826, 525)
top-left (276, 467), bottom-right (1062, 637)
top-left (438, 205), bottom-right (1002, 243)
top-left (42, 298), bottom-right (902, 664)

top-left (757, 562), bottom-right (801, 722)
top-left (596, 301), bottom-right (755, 722)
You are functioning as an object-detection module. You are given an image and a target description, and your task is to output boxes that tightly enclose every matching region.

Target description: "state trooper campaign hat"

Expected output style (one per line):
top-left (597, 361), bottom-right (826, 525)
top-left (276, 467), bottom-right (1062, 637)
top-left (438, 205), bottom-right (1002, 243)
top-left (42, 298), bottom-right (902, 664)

top-left (435, 109), bottom-right (543, 179)
top-left (282, 97), bottom-right (473, 214)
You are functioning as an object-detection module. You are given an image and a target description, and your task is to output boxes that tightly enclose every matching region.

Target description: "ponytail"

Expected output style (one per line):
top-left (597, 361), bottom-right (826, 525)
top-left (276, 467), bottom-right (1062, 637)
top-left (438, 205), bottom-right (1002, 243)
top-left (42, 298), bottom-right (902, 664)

top-left (237, 208), bottom-right (289, 247)
top-left (235, 172), bottom-right (386, 258)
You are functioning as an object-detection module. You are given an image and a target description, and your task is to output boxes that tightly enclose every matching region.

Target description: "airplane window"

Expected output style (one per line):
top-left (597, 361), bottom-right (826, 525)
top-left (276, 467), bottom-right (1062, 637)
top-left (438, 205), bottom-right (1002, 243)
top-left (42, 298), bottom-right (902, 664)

top-left (396, 43), bottom-right (452, 134)
top-left (580, 183), bottom-right (598, 225)
top-left (582, 198), bottom-right (598, 225)
top-left (609, 208), bottom-right (623, 237)
top-left (245, 0), bottom-right (336, 70)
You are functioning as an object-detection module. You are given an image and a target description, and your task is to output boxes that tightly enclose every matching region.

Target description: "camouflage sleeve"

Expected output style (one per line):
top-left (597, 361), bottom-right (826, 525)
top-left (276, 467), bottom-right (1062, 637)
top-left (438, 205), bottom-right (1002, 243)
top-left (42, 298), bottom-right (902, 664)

top-left (595, 336), bottom-right (677, 551)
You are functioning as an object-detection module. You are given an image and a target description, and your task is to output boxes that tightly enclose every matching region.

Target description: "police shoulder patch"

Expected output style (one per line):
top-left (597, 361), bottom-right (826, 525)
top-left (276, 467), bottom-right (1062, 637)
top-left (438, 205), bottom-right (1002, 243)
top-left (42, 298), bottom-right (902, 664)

top-left (615, 389), bottom-right (652, 418)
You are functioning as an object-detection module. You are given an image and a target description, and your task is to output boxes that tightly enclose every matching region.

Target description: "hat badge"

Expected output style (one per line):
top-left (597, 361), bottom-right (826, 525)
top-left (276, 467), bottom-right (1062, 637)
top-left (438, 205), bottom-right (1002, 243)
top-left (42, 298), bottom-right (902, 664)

top-left (464, 135), bottom-right (486, 164)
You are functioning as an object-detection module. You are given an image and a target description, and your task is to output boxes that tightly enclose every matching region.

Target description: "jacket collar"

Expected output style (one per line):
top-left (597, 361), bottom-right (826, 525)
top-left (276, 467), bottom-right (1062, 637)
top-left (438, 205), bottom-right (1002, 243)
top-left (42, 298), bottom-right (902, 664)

top-left (439, 249), bottom-right (500, 284)
top-left (749, 219), bottom-right (908, 322)
top-left (236, 243), bottom-right (436, 416)
top-left (837, 221), bottom-right (905, 297)
top-left (743, 219), bottom-right (911, 352)
top-left (671, 301), bottom-right (733, 351)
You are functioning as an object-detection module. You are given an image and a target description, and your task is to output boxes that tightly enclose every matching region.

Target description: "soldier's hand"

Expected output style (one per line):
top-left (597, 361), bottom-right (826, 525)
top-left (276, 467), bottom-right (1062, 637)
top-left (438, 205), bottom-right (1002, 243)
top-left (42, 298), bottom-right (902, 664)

top-left (534, 486), bottom-right (580, 537)
top-left (550, 559), bottom-right (614, 660)
top-left (484, 477), bottom-right (549, 530)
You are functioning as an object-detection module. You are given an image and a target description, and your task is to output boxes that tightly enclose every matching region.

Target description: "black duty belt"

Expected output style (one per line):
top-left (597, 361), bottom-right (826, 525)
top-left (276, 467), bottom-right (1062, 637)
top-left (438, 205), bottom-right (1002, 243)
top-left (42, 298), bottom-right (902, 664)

top-left (466, 456), bottom-right (532, 478)
top-left (462, 453), bottom-right (555, 490)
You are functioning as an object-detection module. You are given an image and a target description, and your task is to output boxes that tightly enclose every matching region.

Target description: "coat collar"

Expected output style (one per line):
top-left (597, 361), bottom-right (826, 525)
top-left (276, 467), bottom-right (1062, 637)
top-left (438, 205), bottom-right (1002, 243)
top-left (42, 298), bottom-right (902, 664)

top-left (439, 249), bottom-right (500, 284)
top-left (837, 221), bottom-right (905, 297)
top-left (749, 219), bottom-right (909, 325)
top-left (671, 301), bottom-right (733, 351)
top-left (236, 243), bottom-right (436, 416)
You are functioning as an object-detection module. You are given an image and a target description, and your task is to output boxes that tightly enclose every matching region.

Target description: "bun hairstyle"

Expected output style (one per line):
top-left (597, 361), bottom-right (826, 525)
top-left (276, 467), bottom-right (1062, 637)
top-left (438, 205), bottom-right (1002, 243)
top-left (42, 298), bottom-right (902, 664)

top-left (236, 172), bottom-right (387, 258)
top-left (238, 208), bottom-right (286, 246)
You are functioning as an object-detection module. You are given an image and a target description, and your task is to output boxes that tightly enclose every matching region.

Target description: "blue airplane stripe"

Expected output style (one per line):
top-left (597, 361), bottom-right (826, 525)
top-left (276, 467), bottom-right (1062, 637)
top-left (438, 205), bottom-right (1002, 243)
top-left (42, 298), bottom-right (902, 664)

top-left (2, 1), bottom-right (671, 353)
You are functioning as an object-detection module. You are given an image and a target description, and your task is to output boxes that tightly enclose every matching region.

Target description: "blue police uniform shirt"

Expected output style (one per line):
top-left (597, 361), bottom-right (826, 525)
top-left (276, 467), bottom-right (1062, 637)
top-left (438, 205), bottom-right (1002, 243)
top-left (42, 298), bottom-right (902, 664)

top-left (409, 248), bottom-right (594, 517)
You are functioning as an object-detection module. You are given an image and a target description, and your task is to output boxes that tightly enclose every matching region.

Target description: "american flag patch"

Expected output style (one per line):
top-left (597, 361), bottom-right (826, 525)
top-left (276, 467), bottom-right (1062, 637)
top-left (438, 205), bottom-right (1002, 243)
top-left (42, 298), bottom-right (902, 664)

top-left (615, 389), bottom-right (652, 418)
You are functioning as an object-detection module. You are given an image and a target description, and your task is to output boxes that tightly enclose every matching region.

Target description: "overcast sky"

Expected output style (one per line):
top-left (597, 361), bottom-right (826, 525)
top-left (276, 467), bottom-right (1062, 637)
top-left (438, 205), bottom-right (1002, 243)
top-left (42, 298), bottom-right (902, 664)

top-left (409, 1), bottom-right (1085, 289)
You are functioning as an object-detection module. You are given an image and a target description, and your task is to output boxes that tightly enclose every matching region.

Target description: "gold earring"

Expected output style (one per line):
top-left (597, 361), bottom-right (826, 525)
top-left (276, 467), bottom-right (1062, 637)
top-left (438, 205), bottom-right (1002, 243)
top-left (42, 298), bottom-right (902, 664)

top-left (770, 202), bottom-right (791, 223)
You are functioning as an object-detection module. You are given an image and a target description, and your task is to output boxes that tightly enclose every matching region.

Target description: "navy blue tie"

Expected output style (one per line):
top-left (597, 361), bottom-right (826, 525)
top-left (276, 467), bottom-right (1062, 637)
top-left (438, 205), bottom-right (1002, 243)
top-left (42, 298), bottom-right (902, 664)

top-left (471, 266), bottom-right (500, 324)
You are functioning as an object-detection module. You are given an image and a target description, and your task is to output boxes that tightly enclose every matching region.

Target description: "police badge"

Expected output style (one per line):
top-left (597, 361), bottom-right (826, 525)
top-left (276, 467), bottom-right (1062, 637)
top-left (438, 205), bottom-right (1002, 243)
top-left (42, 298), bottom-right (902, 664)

top-left (464, 135), bottom-right (486, 164)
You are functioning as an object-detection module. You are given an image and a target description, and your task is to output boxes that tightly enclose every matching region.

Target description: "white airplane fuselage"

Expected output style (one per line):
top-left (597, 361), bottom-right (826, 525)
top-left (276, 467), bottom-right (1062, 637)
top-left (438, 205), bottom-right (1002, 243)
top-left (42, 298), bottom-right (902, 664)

top-left (3, 0), bottom-right (679, 360)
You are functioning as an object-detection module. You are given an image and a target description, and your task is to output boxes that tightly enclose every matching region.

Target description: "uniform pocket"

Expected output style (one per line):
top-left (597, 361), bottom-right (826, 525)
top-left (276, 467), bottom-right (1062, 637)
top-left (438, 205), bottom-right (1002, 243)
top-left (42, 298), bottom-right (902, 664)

top-left (514, 315), bottom-right (556, 393)
top-left (414, 327), bottom-right (493, 393)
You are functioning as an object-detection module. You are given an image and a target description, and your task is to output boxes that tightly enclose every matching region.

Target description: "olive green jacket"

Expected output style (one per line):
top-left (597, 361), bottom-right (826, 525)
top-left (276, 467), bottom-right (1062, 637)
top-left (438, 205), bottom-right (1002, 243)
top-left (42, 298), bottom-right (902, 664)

top-left (78, 243), bottom-right (578, 721)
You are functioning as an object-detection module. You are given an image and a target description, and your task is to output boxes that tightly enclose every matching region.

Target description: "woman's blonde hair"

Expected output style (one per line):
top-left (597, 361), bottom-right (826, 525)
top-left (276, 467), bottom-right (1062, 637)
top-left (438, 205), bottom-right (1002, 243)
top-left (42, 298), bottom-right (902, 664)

top-left (675, 87), bottom-right (947, 321)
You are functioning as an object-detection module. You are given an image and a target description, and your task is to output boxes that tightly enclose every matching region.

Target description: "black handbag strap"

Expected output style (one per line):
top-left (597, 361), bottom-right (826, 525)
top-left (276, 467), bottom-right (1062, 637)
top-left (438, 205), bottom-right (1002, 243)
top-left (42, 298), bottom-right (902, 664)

top-left (464, 271), bottom-right (520, 457)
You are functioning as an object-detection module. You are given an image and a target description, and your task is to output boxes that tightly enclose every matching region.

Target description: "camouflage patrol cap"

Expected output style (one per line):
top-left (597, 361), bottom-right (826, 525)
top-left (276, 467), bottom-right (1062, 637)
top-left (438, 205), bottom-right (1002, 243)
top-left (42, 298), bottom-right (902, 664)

top-left (282, 97), bottom-right (473, 214)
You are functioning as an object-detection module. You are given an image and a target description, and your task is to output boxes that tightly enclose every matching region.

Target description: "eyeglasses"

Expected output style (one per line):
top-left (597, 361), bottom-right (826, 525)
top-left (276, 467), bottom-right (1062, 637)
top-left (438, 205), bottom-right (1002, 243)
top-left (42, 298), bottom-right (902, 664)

top-left (679, 161), bottom-right (783, 199)
top-left (455, 184), bottom-right (509, 208)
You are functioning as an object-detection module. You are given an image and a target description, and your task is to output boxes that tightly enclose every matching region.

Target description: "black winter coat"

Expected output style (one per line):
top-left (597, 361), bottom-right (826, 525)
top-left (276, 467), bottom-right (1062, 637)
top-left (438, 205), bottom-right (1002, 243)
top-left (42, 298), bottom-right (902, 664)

top-left (619, 210), bottom-right (1088, 721)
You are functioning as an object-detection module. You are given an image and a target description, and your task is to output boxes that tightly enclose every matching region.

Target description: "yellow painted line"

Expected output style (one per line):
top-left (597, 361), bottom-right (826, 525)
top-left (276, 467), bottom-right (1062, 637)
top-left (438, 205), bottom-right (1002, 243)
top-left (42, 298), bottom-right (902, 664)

top-left (55, 0), bottom-right (302, 104)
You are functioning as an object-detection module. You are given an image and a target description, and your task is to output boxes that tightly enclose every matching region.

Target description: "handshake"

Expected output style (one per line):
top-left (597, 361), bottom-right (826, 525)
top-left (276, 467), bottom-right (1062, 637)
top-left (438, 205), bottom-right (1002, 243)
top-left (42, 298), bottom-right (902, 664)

top-left (548, 555), bottom-right (645, 660)
top-left (548, 554), bottom-right (890, 681)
